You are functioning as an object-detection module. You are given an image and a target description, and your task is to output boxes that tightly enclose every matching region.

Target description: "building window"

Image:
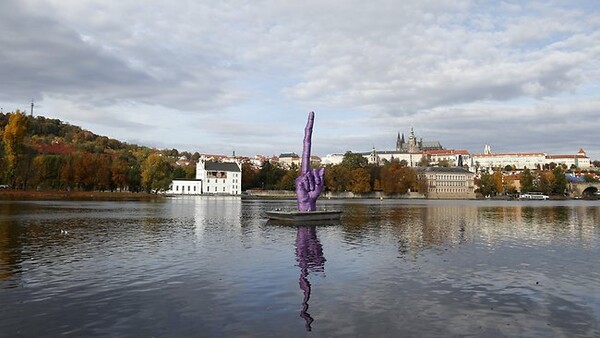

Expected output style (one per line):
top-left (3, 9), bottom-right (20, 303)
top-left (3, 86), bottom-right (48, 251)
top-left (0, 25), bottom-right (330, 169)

top-left (176, 186), bottom-right (179, 191)
top-left (188, 186), bottom-right (190, 191)
top-left (223, 187), bottom-right (225, 192)
top-left (194, 186), bottom-right (196, 191)
top-left (207, 186), bottom-right (210, 192)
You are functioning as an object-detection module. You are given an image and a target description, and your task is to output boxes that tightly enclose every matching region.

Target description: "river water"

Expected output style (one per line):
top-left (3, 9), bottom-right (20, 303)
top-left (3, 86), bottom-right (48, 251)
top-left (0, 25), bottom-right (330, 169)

top-left (0, 197), bottom-right (599, 337)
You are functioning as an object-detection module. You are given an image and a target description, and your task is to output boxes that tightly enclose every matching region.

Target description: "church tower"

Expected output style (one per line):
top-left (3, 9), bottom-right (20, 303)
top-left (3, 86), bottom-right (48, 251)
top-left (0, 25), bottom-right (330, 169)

top-left (408, 128), bottom-right (417, 153)
top-left (396, 132), bottom-right (405, 151)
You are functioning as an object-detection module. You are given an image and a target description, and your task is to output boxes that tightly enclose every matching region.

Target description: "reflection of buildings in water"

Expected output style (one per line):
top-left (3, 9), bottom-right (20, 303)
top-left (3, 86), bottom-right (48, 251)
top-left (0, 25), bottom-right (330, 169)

top-left (421, 205), bottom-right (478, 246)
top-left (168, 196), bottom-right (242, 241)
top-left (391, 206), bottom-right (479, 256)
top-left (346, 203), bottom-right (600, 257)
top-left (295, 226), bottom-right (326, 332)
top-left (476, 204), bottom-right (599, 246)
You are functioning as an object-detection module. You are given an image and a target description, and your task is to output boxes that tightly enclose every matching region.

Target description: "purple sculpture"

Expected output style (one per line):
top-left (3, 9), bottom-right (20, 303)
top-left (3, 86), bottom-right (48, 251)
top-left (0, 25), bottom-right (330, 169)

top-left (296, 225), bottom-right (326, 331)
top-left (295, 112), bottom-right (325, 211)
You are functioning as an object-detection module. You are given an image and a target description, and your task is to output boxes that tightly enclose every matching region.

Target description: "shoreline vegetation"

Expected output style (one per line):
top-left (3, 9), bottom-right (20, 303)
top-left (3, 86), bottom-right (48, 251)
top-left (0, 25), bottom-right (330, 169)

top-left (0, 189), bottom-right (164, 201)
top-left (0, 189), bottom-right (590, 201)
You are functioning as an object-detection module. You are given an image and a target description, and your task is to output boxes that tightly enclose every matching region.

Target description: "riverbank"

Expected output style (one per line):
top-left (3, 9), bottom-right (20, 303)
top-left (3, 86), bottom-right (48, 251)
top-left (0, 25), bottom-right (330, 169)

top-left (0, 190), bottom-right (164, 201)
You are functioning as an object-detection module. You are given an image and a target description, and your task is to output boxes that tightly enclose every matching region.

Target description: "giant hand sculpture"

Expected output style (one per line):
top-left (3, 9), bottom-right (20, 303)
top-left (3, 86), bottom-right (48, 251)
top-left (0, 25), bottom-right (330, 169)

top-left (296, 112), bottom-right (325, 211)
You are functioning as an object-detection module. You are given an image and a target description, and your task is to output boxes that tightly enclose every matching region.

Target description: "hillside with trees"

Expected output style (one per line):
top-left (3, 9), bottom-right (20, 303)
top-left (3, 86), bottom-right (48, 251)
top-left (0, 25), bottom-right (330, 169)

top-left (0, 111), bottom-right (195, 193)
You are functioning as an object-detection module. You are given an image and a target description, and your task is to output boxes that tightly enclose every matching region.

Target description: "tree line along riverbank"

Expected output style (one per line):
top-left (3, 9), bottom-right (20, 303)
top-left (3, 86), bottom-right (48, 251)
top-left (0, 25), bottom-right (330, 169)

top-left (0, 190), bottom-right (164, 201)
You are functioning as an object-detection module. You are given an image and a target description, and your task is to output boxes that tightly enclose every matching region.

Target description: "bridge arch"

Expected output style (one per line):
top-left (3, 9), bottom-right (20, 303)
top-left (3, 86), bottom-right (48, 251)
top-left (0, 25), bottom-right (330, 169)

top-left (582, 186), bottom-right (598, 197)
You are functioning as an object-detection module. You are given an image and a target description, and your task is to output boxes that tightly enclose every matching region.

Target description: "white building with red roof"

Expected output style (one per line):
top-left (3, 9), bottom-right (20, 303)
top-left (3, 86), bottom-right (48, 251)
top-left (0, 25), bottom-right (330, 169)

top-left (471, 146), bottom-right (591, 171)
top-left (546, 149), bottom-right (591, 169)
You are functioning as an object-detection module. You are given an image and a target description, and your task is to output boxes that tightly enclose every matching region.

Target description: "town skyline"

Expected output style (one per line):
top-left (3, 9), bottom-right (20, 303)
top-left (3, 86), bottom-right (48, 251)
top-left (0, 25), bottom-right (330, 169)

top-left (1, 1), bottom-right (599, 160)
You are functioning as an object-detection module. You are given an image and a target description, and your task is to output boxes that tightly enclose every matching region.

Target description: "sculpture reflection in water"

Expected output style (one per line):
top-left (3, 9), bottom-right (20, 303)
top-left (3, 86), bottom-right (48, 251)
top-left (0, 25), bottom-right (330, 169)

top-left (295, 225), bottom-right (326, 331)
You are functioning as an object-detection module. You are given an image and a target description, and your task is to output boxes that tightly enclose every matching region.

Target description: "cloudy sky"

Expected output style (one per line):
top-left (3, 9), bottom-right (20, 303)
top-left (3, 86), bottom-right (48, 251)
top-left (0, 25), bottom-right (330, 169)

top-left (1, 0), bottom-right (599, 159)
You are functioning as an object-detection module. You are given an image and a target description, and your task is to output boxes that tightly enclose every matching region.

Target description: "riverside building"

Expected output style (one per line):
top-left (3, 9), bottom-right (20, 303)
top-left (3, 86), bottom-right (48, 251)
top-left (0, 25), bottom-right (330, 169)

top-left (168, 156), bottom-right (242, 195)
top-left (471, 146), bottom-right (592, 171)
top-left (417, 167), bottom-right (476, 199)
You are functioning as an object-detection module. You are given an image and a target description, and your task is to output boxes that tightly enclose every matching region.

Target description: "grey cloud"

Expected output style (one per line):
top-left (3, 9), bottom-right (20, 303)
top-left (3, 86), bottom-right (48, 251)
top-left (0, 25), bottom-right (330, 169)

top-left (0, 0), bottom-right (241, 112)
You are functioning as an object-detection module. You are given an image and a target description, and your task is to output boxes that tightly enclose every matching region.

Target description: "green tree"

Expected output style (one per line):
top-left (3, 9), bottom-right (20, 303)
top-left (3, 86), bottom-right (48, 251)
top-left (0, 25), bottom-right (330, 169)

top-left (277, 167), bottom-right (298, 191)
top-left (418, 157), bottom-right (430, 167)
top-left (438, 159), bottom-right (451, 167)
top-left (478, 172), bottom-right (496, 196)
top-left (520, 168), bottom-right (534, 193)
top-left (341, 151), bottom-right (368, 170)
top-left (141, 153), bottom-right (173, 193)
top-left (256, 160), bottom-right (285, 190)
top-left (552, 166), bottom-right (567, 195)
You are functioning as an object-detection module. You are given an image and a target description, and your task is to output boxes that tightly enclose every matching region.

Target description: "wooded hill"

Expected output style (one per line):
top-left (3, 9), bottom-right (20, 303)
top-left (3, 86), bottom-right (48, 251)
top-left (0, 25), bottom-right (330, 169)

top-left (0, 111), bottom-right (196, 192)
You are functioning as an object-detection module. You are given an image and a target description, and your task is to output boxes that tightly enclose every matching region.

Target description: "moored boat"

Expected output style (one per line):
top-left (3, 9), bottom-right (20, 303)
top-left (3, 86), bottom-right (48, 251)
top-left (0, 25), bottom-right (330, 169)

top-left (265, 209), bottom-right (342, 222)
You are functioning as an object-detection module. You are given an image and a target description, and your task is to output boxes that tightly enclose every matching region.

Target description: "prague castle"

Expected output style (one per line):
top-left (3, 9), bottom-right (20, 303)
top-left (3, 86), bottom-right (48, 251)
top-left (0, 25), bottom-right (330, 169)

top-left (323, 128), bottom-right (456, 167)
top-left (395, 128), bottom-right (443, 153)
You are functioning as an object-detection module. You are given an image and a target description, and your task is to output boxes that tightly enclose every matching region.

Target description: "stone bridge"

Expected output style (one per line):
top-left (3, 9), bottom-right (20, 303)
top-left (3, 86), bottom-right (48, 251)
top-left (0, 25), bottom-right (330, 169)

top-left (569, 182), bottom-right (600, 197)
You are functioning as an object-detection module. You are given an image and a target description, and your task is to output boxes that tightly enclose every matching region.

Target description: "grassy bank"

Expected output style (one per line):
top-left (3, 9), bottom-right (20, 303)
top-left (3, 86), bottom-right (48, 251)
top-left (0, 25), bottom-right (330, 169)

top-left (0, 190), bottom-right (164, 201)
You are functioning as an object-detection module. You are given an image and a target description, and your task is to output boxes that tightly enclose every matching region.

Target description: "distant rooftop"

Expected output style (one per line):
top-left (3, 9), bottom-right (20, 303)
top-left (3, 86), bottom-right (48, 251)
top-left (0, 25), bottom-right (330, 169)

top-left (205, 162), bottom-right (241, 172)
top-left (417, 167), bottom-right (472, 173)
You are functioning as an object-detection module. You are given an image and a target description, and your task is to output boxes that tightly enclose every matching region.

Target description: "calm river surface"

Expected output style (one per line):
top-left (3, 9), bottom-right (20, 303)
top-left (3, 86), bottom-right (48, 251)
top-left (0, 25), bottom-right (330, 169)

top-left (0, 197), bottom-right (599, 337)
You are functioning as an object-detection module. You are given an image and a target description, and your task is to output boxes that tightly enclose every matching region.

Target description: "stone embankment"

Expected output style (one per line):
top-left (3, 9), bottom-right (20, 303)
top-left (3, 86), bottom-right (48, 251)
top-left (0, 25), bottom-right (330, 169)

top-left (244, 190), bottom-right (426, 199)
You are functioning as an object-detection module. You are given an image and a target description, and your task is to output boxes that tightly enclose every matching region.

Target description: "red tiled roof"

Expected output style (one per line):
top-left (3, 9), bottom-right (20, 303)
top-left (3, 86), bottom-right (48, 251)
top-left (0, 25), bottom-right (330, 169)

top-left (471, 152), bottom-right (545, 157)
top-left (423, 149), bottom-right (469, 155)
top-left (546, 155), bottom-right (588, 159)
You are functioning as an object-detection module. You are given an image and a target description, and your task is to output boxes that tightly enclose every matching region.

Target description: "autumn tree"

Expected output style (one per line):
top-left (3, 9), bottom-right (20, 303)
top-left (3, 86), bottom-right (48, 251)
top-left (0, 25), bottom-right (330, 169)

top-left (492, 170), bottom-right (503, 194)
top-left (111, 157), bottom-right (130, 191)
top-left (30, 155), bottom-right (63, 189)
top-left (324, 164), bottom-right (350, 192)
top-left (416, 175), bottom-right (429, 195)
top-left (241, 162), bottom-right (258, 191)
top-left (538, 171), bottom-right (555, 195)
top-left (349, 168), bottom-right (371, 194)
top-left (2, 111), bottom-right (28, 187)
top-left (380, 161), bottom-right (417, 194)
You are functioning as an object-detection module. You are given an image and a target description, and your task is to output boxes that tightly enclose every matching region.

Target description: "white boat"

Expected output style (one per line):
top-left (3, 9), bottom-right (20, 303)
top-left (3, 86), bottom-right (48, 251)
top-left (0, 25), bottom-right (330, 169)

top-left (519, 192), bottom-right (550, 200)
